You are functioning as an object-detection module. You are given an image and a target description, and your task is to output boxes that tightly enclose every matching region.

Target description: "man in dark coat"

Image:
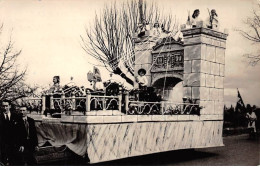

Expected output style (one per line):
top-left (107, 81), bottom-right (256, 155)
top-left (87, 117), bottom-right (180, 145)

top-left (0, 100), bottom-right (20, 165)
top-left (17, 106), bottom-right (39, 165)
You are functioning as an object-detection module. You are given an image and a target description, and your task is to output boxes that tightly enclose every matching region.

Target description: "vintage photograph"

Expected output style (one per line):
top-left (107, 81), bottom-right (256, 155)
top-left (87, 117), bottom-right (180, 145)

top-left (0, 0), bottom-right (259, 166)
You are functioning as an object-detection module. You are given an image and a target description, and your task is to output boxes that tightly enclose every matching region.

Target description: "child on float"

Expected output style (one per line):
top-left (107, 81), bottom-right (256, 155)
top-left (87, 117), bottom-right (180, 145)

top-left (135, 68), bottom-right (148, 101)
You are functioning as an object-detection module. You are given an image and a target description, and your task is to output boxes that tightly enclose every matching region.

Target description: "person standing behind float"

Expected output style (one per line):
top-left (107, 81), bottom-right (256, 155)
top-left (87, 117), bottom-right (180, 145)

top-left (17, 106), bottom-right (39, 165)
top-left (246, 105), bottom-right (257, 139)
top-left (0, 100), bottom-right (20, 165)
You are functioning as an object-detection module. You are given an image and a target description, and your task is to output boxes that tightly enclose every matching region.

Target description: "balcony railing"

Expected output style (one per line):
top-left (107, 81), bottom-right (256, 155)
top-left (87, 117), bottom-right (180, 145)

top-left (52, 96), bottom-right (86, 112)
top-left (24, 91), bottom-right (200, 116)
top-left (127, 101), bottom-right (200, 115)
top-left (24, 97), bottom-right (43, 113)
top-left (88, 95), bottom-right (121, 112)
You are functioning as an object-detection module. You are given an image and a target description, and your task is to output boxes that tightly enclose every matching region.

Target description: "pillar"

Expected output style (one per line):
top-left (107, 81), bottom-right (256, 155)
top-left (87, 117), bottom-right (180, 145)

top-left (181, 22), bottom-right (228, 116)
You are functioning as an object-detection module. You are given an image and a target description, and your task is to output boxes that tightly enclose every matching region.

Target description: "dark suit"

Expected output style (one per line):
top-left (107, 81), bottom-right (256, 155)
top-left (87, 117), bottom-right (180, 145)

top-left (17, 116), bottom-right (38, 165)
top-left (0, 112), bottom-right (20, 165)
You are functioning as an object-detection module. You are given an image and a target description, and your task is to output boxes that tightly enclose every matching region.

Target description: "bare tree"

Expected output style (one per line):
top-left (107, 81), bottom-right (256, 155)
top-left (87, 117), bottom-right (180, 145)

top-left (0, 24), bottom-right (29, 102)
top-left (3, 82), bottom-right (39, 103)
top-left (81, 0), bottom-right (178, 85)
top-left (237, 3), bottom-right (260, 66)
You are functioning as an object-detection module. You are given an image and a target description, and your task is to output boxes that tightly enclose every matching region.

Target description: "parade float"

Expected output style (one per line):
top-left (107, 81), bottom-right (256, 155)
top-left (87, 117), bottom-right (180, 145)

top-left (24, 18), bottom-right (228, 163)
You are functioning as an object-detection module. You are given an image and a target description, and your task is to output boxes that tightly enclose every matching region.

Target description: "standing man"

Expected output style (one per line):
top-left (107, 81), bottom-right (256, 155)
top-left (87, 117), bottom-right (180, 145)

top-left (246, 105), bottom-right (257, 139)
top-left (17, 106), bottom-right (39, 165)
top-left (0, 100), bottom-right (20, 165)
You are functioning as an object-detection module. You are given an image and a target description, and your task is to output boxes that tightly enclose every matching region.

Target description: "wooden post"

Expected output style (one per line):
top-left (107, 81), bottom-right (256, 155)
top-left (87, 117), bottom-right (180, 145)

top-left (125, 91), bottom-right (129, 113)
top-left (94, 98), bottom-right (97, 109)
top-left (160, 101), bottom-right (164, 114)
top-left (72, 93), bottom-right (76, 110)
top-left (118, 89), bottom-right (122, 112)
top-left (102, 97), bottom-right (106, 110)
top-left (50, 94), bottom-right (54, 109)
top-left (86, 90), bottom-right (91, 113)
top-left (61, 92), bottom-right (65, 114)
top-left (41, 95), bottom-right (46, 114)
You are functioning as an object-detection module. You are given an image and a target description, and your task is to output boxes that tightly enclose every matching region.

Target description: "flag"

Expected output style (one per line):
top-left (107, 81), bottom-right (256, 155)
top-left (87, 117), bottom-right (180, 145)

top-left (235, 88), bottom-right (245, 113)
top-left (118, 59), bottom-right (135, 86)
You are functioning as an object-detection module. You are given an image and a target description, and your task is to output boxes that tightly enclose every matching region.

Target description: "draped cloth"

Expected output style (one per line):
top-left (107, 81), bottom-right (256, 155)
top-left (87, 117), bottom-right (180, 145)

top-left (35, 122), bottom-right (88, 156)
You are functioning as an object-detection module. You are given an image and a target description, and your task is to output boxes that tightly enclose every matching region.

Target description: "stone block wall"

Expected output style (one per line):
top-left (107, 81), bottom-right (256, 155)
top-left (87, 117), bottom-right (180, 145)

top-left (181, 27), bottom-right (228, 116)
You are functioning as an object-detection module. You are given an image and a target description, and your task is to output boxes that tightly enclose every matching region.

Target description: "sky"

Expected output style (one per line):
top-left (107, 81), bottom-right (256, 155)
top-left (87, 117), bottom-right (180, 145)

top-left (0, 0), bottom-right (259, 106)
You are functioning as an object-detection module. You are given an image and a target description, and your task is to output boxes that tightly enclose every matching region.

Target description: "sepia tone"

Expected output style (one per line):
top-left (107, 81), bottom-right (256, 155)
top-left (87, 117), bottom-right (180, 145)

top-left (0, 0), bottom-right (259, 166)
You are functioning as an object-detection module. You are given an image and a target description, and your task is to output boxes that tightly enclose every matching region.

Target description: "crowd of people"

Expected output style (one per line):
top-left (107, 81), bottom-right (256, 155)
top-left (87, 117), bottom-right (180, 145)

top-left (0, 100), bottom-right (38, 166)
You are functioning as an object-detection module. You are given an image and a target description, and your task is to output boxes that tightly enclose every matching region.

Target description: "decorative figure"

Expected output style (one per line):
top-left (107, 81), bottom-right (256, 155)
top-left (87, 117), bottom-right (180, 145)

top-left (93, 66), bottom-right (104, 91)
top-left (137, 23), bottom-right (146, 38)
top-left (87, 67), bottom-right (104, 92)
top-left (67, 76), bottom-right (76, 87)
top-left (49, 76), bottom-right (62, 93)
top-left (186, 9), bottom-right (201, 28)
top-left (152, 22), bottom-right (161, 37)
top-left (206, 9), bottom-right (219, 30)
top-left (87, 71), bottom-right (95, 92)
top-left (173, 30), bottom-right (183, 42)
top-left (104, 73), bottom-right (120, 96)
top-left (143, 19), bottom-right (151, 31)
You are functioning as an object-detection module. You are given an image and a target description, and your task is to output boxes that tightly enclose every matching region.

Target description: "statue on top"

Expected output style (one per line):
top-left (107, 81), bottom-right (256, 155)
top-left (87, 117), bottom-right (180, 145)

top-left (49, 76), bottom-right (63, 94)
top-left (206, 9), bottom-right (219, 30)
top-left (186, 9), bottom-right (202, 28)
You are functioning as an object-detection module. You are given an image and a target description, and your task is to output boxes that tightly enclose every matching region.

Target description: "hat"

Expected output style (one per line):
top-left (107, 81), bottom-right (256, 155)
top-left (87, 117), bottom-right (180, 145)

top-left (138, 68), bottom-right (146, 75)
top-left (194, 9), bottom-right (200, 13)
top-left (211, 9), bottom-right (216, 13)
top-left (211, 9), bottom-right (217, 16)
top-left (53, 76), bottom-right (60, 80)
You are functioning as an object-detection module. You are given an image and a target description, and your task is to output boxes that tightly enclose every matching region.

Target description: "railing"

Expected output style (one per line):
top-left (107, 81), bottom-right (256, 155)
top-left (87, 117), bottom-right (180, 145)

top-left (52, 96), bottom-right (86, 113)
top-left (89, 95), bottom-right (121, 112)
top-left (24, 91), bottom-right (201, 116)
top-left (24, 97), bottom-right (43, 114)
top-left (127, 101), bottom-right (200, 115)
top-left (48, 90), bottom-right (122, 115)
